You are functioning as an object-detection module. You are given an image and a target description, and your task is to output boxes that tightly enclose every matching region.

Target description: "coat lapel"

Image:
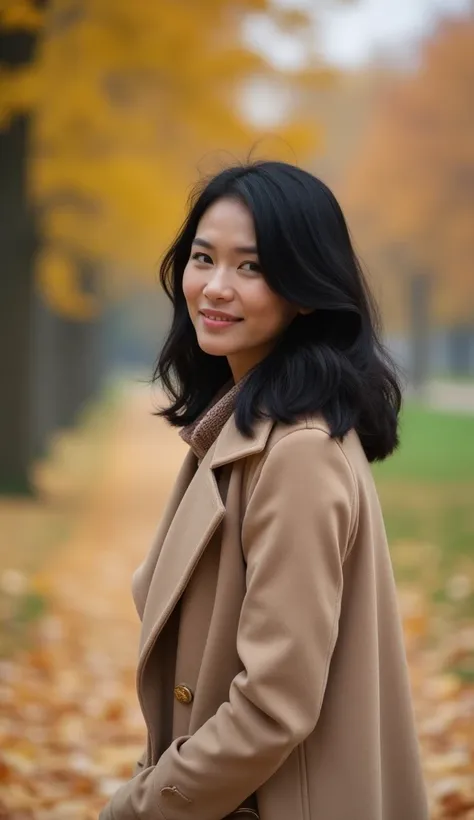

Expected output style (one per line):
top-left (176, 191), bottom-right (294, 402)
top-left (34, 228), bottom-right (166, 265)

top-left (137, 413), bottom-right (274, 672)
top-left (131, 450), bottom-right (198, 622)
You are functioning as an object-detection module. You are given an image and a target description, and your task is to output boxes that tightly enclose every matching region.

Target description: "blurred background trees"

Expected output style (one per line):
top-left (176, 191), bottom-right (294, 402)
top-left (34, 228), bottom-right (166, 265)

top-left (343, 15), bottom-right (474, 386)
top-left (1, 0), bottom-right (474, 492)
top-left (0, 0), bottom-right (327, 492)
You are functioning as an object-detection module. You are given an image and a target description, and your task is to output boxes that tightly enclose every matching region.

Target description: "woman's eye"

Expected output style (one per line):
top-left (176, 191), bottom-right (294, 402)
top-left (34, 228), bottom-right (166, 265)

top-left (240, 261), bottom-right (262, 273)
top-left (192, 252), bottom-right (213, 264)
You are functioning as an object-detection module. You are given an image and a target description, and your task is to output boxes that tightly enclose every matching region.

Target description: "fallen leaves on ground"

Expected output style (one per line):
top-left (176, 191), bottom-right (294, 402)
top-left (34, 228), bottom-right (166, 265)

top-left (0, 386), bottom-right (473, 818)
top-left (401, 598), bottom-right (474, 817)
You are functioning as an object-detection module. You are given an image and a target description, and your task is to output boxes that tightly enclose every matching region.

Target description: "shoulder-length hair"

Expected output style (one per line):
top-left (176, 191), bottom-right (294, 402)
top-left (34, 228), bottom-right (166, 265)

top-left (153, 161), bottom-right (402, 462)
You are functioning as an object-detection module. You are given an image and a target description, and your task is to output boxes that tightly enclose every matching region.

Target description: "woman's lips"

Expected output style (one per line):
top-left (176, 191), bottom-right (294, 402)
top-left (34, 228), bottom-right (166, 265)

top-left (199, 311), bottom-right (243, 329)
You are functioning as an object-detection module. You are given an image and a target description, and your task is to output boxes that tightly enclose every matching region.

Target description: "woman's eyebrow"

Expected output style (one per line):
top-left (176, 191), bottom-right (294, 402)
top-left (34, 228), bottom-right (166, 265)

top-left (193, 236), bottom-right (258, 254)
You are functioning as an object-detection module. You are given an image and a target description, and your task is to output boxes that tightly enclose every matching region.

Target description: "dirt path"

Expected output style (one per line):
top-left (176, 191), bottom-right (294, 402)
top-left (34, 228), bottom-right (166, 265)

top-left (0, 383), bottom-right (187, 818)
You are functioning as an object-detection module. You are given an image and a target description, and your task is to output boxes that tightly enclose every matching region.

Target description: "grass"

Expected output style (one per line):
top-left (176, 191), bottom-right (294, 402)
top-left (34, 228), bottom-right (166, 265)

top-left (373, 404), bottom-right (474, 483)
top-left (373, 403), bottom-right (474, 626)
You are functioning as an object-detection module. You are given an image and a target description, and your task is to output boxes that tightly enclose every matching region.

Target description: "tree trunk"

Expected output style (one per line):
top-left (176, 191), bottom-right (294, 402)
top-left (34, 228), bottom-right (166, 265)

top-left (0, 23), bottom-right (42, 492)
top-left (31, 284), bottom-right (104, 458)
top-left (408, 271), bottom-right (432, 391)
top-left (55, 313), bottom-right (103, 430)
top-left (0, 117), bottom-right (36, 493)
top-left (447, 324), bottom-right (473, 377)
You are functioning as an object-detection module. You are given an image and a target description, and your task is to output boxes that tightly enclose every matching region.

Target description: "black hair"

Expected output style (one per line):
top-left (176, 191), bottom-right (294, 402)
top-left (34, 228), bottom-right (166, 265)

top-left (153, 160), bottom-right (401, 462)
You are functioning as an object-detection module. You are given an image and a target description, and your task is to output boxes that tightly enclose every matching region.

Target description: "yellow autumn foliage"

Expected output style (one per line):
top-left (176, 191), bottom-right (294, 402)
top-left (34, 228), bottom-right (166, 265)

top-left (0, 0), bottom-right (43, 31)
top-left (36, 245), bottom-right (100, 321)
top-left (1, 0), bottom-right (328, 318)
top-left (0, 65), bottom-right (40, 127)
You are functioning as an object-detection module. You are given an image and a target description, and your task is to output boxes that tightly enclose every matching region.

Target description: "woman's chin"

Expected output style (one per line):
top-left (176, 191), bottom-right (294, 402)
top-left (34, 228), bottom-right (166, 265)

top-left (196, 336), bottom-right (234, 358)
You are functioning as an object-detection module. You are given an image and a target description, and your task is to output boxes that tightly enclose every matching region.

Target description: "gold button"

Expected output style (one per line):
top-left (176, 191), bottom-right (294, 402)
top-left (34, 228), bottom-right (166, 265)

top-left (174, 684), bottom-right (193, 704)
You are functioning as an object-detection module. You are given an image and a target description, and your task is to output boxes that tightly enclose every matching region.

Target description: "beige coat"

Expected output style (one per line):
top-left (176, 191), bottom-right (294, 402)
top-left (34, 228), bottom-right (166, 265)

top-left (99, 411), bottom-right (429, 820)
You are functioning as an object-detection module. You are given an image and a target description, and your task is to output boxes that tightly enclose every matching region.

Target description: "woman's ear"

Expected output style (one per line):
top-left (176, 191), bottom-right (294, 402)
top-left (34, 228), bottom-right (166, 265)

top-left (298, 306), bottom-right (314, 316)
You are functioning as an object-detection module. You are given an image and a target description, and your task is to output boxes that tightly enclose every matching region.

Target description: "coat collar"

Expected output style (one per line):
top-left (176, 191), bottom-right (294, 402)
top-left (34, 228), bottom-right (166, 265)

top-left (211, 412), bottom-right (273, 468)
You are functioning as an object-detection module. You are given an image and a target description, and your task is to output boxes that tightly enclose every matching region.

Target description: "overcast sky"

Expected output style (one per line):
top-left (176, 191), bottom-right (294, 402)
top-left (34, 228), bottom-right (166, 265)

top-left (244, 0), bottom-right (472, 70)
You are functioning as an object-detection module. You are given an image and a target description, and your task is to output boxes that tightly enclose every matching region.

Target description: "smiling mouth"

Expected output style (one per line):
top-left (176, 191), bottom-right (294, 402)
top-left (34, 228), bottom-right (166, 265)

top-left (199, 311), bottom-right (243, 323)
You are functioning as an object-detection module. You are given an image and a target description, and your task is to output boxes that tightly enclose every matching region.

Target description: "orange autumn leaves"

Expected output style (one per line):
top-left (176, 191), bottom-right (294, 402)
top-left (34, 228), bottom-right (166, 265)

top-left (344, 18), bottom-right (474, 330)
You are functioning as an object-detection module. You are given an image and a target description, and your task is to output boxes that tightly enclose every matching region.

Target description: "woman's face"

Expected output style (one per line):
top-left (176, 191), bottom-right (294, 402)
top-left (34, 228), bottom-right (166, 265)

top-left (183, 197), bottom-right (303, 383)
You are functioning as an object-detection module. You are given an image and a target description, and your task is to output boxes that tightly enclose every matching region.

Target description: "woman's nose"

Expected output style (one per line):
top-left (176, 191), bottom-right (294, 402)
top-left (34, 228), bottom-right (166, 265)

top-left (203, 268), bottom-right (233, 301)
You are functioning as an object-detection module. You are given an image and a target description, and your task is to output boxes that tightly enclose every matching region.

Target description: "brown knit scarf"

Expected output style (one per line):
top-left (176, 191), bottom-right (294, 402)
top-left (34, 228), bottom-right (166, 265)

top-left (179, 380), bottom-right (242, 461)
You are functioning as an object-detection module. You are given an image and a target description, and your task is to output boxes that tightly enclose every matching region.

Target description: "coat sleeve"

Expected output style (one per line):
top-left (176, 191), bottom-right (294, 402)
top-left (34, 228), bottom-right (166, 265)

top-left (99, 428), bottom-right (356, 820)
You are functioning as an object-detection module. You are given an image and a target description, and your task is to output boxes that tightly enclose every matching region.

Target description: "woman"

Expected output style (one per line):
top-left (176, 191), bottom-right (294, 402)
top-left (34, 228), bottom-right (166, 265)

top-left (100, 161), bottom-right (428, 820)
